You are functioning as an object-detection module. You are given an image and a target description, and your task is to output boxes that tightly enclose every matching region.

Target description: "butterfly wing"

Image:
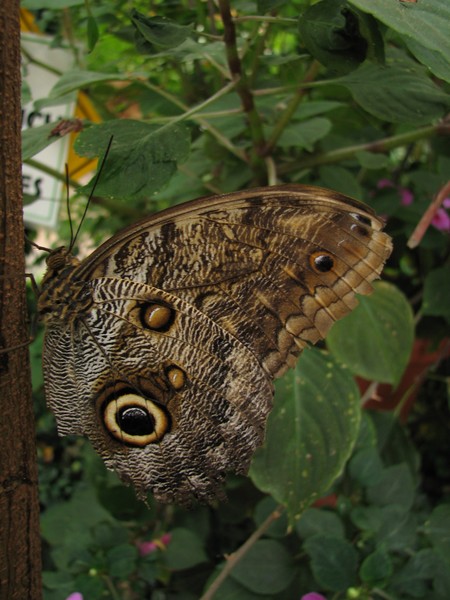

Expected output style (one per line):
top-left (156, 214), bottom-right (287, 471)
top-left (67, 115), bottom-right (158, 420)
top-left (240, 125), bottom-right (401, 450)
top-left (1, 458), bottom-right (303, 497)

top-left (42, 185), bottom-right (392, 504)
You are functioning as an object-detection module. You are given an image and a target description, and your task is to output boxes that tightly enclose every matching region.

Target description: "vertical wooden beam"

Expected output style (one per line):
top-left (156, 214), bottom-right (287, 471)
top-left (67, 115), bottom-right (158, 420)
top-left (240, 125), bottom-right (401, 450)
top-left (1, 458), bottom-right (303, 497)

top-left (0, 2), bottom-right (43, 598)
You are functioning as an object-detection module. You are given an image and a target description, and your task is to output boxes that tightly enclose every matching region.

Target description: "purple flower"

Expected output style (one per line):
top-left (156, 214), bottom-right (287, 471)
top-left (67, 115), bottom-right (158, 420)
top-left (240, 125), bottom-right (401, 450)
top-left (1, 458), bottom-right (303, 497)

top-left (138, 533), bottom-right (172, 556)
top-left (377, 178), bottom-right (394, 190)
top-left (432, 208), bottom-right (450, 232)
top-left (399, 187), bottom-right (414, 206)
top-left (301, 594), bottom-right (327, 600)
top-left (66, 594), bottom-right (83, 600)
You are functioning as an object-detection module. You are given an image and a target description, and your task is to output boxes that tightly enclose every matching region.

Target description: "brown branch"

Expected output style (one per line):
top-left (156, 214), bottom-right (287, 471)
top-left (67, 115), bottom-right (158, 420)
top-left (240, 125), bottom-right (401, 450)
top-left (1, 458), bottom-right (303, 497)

top-left (200, 505), bottom-right (285, 600)
top-left (218, 0), bottom-right (267, 180)
top-left (407, 180), bottom-right (450, 248)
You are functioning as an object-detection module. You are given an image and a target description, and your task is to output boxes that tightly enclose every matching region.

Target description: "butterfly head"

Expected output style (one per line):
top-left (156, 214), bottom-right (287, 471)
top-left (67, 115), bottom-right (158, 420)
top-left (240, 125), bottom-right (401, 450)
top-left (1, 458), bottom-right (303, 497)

top-left (45, 246), bottom-right (80, 273)
top-left (38, 247), bottom-right (89, 324)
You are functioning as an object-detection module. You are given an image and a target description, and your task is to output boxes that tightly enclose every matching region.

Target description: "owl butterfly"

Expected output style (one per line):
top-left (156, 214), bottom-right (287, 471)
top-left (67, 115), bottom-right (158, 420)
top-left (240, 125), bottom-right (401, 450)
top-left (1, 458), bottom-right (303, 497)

top-left (38, 185), bottom-right (392, 505)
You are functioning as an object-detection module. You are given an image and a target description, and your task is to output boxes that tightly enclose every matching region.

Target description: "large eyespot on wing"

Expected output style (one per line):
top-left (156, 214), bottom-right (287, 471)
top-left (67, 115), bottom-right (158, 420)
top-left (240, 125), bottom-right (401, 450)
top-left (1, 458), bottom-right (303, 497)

top-left (99, 384), bottom-right (171, 446)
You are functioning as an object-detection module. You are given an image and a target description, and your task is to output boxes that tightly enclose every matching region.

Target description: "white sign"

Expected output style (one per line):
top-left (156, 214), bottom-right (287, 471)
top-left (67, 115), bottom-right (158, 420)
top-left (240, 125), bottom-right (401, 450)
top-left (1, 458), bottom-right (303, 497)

top-left (22, 33), bottom-right (75, 229)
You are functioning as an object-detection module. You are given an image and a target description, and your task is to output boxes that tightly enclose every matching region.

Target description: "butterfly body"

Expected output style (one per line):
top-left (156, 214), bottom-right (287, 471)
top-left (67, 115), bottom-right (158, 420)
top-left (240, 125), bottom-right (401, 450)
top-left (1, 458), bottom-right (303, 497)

top-left (39, 185), bottom-right (392, 504)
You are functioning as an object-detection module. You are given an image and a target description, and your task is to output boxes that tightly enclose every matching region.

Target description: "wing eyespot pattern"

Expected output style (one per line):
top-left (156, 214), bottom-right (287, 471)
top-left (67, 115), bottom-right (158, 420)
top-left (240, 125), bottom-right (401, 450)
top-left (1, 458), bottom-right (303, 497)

top-left (165, 365), bottom-right (187, 391)
top-left (350, 212), bottom-right (372, 227)
top-left (140, 302), bottom-right (175, 331)
top-left (309, 252), bottom-right (335, 273)
top-left (100, 385), bottom-right (171, 447)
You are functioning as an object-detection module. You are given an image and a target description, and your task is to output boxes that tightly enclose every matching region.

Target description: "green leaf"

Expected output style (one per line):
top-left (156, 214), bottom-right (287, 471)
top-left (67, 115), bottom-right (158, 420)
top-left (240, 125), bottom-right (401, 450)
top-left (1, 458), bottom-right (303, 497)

top-left (22, 121), bottom-right (67, 161)
top-left (422, 266), bottom-right (450, 323)
top-left (355, 150), bottom-right (389, 170)
top-left (327, 282), bottom-right (415, 386)
top-left (366, 464), bottom-right (416, 511)
top-left (335, 62), bottom-right (450, 124)
top-left (277, 117), bottom-right (332, 151)
top-left (205, 571), bottom-right (266, 600)
top-left (257, 0), bottom-right (287, 13)
top-left (405, 37), bottom-right (450, 83)
top-left (230, 540), bottom-right (296, 595)
top-left (348, 0), bottom-right (450, 66)
top-left (348, 447), bottom-right (384, 487)
top-left (250, 347), bottom-right (361, 522)
top-left (253, 497), bottom-right (289, 539)
top-left (87, 15), bottom-right (99, 53)
top-left (424, 505), bottom-right (450, 562)
top-left (165, 528), bottom-right (208, 570)
top-left (319, 165), bottom-right (362, 198)
top-left (296, 507), bottom-right (345, 540)
top-left (298, 0), bottom-right (383, 74)
top-left (131, 10), bottom-right (192, 53)
top-left (40, 488), bottom-right (114, 547)
top-left (391, 549), bottom-right (437, 597)
top-left (49, 70), bottom-right (130, 99)
top-left (360, 547), bottom-right (393, 586)
top-left (22, 0), bottom-right (83, 7)
top-left (106, 544), bottom-right (139, 579)
top-left (434, 556), bottom-right (450, 598)
top-left (304, 534), bottom-right (358, 592)
top-left (351, 505), bottom-right (418, 551)
top-left (74, 121), bottom-right (190, 198)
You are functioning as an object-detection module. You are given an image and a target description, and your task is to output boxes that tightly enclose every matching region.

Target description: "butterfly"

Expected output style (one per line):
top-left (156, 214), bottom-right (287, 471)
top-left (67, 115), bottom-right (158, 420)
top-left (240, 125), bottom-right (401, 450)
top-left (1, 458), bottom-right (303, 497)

top-left (38, 185), bottom-right (392, 505)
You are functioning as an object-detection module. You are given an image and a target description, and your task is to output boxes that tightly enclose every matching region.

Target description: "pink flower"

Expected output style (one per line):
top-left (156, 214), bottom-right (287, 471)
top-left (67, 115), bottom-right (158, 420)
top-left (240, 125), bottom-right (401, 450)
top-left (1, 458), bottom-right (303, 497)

top-left (301, 594), bottom-right (327, 600)
top-left (432, 208), bottom-right (450, 232)
top-left (66, 594), bottom-right (83, 600)
top-left (138, 533), bottom-right (172, 556)
top-left (377, 179), bottom-right (394, 190)
top-left (399, 187), bottom-right (414, 206)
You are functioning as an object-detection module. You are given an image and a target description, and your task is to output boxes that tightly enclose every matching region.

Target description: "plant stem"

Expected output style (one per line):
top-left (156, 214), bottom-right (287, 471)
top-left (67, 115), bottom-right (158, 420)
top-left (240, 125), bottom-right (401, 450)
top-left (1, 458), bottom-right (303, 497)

top-left (407, 179), bottom-right (450, 248)
top-left (141, 80), bottom-right (247, 161)
top-left (264, 60), bottom-right (321, 155)
top-left (234, 15), bottom-right (297, 24)
top-left (218, 0), bottom-right (267, 181)
top-left (199, 505), bottom-right (285, 600)
top-left (279, 122), bottom-right (449, 173)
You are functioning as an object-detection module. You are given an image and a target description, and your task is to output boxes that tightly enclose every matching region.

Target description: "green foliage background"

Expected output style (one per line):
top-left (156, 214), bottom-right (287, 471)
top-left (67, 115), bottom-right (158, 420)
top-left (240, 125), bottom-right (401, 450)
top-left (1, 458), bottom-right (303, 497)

top-left (23, 1), bottom-right (449, 599)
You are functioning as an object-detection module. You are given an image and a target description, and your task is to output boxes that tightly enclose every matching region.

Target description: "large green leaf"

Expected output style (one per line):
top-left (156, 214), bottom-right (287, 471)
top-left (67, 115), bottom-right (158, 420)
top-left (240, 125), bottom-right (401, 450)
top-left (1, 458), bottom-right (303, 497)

top-left (22, 121), bottom-right (65, 161)
top-left (131, 10), bottom-right (192, 53)
top-left (424, 505), bottom-right (450, 562)
top-left (335, 62), bottom-right (450, 124)
top-left (348, 0), bottom-right (450, 66)
top-left (303, 535), bottom-right (359, 591)
top-left (22, 0), bottom-right (83, 7)
top-left (250, 347), bottom-right (360, 522)
top-left (277, 117), bottom-right (332, 151)
top-left (326, 282), bottom-right (414, 386)
top-left (48, 70), bottom-right (130, 99)
top-left (230, 540), bottom-right (297, 594)
top-left (74, 120), bottom-right (190, 198)
top-left (165, 528), bottom-right (208, 570)
top-left (298, 0), bottom-right (383, 74)
top-left (422, 266), bottom-right (450, 323)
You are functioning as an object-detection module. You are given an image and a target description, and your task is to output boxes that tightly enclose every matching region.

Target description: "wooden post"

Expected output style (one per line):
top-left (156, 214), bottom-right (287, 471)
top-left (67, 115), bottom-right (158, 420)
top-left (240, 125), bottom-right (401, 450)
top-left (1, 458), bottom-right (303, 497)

top-left (0, 1), bottom-right (43, 598)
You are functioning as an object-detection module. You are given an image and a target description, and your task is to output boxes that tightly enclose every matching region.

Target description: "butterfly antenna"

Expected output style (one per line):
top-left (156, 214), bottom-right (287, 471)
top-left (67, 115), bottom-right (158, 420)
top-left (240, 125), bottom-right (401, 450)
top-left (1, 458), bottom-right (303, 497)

top-left (70, 135), bottom-right (114, 252)
top-left (25, 234), bottom-right (51, 254)
top-left (65, 163), bottom-right (75, 249)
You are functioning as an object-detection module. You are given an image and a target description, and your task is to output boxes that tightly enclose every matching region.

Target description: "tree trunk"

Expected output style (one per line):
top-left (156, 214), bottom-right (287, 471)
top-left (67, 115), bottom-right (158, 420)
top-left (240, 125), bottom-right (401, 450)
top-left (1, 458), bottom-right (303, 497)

top-left (0, 2), bottom-right (43, 598)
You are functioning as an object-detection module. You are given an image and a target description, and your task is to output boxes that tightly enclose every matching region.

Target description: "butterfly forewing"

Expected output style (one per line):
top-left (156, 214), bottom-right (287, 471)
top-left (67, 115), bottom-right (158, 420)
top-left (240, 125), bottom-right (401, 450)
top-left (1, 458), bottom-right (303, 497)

top-left (39, 185), bottom-right (392, 504)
